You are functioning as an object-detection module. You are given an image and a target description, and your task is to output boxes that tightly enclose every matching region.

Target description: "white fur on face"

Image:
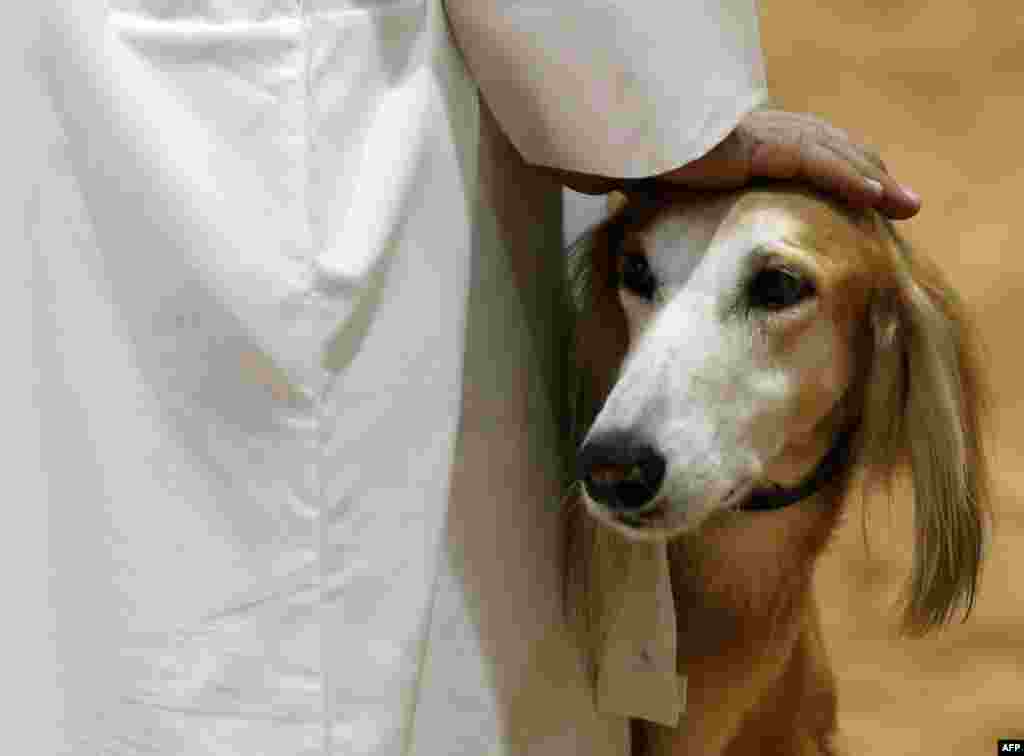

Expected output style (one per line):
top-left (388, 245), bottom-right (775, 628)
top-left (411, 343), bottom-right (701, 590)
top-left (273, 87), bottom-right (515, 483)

top-left (583, 198), bottom-right (851, 541)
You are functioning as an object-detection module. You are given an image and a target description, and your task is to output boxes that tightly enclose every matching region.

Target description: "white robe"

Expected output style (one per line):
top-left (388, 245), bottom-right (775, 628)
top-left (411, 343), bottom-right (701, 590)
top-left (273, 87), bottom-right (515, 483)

top-left (12, 1), bottom-right (764, 752)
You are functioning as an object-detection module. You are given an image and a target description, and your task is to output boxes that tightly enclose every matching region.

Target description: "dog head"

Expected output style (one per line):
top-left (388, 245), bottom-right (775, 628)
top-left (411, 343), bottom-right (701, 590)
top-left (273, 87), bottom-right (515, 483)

top-left (570, 184), bottom-right (989, 633)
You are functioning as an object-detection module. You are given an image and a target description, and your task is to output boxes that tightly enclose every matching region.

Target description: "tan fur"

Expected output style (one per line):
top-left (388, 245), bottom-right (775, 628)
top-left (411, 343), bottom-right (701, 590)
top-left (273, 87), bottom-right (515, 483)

top-left (563, 184), bottom-right (990, 755)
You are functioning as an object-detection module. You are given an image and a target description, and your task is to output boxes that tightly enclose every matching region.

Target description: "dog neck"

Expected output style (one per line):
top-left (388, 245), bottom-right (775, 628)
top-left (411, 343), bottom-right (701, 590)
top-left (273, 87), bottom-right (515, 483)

top-left (637, 481), bottom-right (844, 755)
top-left (740, 424), bottom-right (858, 512)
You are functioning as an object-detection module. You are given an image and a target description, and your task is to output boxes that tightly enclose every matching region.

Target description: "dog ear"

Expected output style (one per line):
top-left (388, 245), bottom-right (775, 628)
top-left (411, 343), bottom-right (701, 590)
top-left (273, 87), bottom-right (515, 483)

top-left (858, 217), bottom-right (991, 636)
top-left (566, 198), bottom-right (635, 452)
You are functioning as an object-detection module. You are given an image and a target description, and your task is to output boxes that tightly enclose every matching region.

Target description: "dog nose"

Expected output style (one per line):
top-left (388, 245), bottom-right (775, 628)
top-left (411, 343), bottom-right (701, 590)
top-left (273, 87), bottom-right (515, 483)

top-left (578, 432), bottom-right (666, 513)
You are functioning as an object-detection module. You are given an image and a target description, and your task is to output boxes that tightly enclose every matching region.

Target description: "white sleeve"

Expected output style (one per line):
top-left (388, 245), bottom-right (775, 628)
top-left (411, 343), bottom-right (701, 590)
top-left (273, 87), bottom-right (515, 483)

top-left (444, 0), bottom-right (768, 179)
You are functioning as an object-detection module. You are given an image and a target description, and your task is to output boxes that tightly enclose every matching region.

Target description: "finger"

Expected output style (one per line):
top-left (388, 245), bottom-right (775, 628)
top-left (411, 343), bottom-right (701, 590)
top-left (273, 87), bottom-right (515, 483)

top-left (797, 138), bottom-right (886, 210)
top-left (783, 114), bottom-right (911, 211)
top-left (824, 131), bottom-right (887, 174)
top-left (749, 124), bottom-right (920, 219)
top-left (821, 137), bottom-right (887, 181)
top-left (744, 110), bottom-right (920, 218)
top-left (744, 126), bottom-right (803, 180)
top-left (822, 141), bottom-right (921, 219)
top-left (853, 142), bottom-right (887, 174)
top-left (876, 181), bottom-right (922, 220)
top-left (758, 110), bottom-right (889, 173)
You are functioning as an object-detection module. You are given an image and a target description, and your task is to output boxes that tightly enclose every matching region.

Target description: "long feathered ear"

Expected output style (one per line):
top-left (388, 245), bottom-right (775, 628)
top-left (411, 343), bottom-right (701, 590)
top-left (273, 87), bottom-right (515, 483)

top-left (858, 217), bottom-right (991, 636)
top-left (565, 195), bottom-right (635, 453)
top-left (566, 190), bottom-right (670, 450)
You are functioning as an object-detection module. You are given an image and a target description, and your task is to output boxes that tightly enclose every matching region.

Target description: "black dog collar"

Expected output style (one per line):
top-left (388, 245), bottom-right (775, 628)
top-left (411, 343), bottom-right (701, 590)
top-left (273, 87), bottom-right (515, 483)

top-left (739, 425), bottom-right (858, 512)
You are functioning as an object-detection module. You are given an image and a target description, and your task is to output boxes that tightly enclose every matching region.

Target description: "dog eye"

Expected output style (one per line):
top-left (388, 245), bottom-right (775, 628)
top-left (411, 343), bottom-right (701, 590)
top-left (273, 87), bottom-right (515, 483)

top-left (747, 268), bottom-right (815, 310)
top-left (619, 254), bottom-right (657, 300)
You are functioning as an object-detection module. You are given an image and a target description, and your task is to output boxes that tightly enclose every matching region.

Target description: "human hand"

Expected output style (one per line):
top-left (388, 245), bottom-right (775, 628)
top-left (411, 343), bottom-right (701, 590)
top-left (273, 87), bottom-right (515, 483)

top-left (654, 109), bottom-right (921, 220)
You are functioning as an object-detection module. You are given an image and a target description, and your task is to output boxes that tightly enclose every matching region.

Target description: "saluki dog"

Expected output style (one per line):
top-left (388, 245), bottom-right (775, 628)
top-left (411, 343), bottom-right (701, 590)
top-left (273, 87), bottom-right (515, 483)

top-left (563, 183), bottom-right (990, 755)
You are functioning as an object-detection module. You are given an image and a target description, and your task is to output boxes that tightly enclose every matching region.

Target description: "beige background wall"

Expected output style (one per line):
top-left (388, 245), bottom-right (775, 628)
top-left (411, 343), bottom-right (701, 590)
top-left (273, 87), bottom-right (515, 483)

top-left (760, 1), bottom-right (1023, 752)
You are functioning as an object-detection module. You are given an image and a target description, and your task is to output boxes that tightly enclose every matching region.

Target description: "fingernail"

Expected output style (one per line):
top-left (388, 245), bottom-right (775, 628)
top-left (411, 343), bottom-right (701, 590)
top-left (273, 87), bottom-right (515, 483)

top-left (900, 185), bottom-right (921, 205)
top-left (865, 178), bottom-right (884, 197)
